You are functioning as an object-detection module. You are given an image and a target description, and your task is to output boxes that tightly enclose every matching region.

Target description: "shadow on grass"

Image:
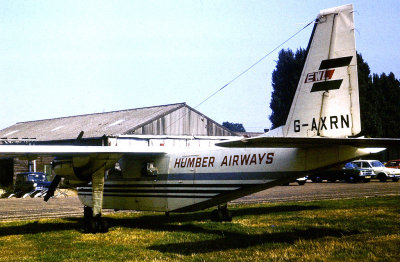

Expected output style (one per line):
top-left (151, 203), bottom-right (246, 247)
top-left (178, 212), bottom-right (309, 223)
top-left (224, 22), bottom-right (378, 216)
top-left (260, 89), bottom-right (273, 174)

top-left (102, 204), bottom-right (321, 229)
top-left (98, 204), bottom-right (351, 254)
top-left (0, 220), bottom-right (80, 236)
top-left (148, 227), bottom-right (360, 254)
top-left (0, 204), bottom-right (320, 239)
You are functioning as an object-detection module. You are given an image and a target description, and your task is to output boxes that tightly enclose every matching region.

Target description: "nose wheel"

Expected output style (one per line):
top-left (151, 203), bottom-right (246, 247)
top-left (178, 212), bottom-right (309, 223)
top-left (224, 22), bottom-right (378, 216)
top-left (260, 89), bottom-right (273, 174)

top-left (84, 206), bottom-right (108, 233)
top-left (211, 204), bottom-right (232, 222)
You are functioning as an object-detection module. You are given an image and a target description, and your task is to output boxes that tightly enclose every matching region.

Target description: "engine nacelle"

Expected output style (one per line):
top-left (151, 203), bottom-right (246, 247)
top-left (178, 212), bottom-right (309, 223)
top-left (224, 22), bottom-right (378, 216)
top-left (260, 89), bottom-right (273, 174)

top-left (52, 157), bottom-right (90, 186)
top-left (52, 155), bottom-right (120, 186)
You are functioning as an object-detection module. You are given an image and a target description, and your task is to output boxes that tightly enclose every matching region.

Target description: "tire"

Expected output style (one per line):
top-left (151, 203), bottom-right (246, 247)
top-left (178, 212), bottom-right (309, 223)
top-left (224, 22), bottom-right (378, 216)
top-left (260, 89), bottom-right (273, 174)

top-left (297, 181), bottom-right (306, 186)
top-left (84, 206), bottom-right (93, 219)
top-left (99, 218), bottom-right (109, 233)
top-left (378, 173), bottom-right (387, 182)
top-left (211, 209), bottom-right (232, 222)
top-left (392, 177), bottom-right (399, 182)
top-left (223, 210), bottom-right (233, 222)
top-left (86, 215), bottom-right (108, 234)
top-left (311, 176), bottom-right (322, 183)
top-left (363, 178), bottom-right (371, 183)
top-left (211, 209), bottom-right (223, 222)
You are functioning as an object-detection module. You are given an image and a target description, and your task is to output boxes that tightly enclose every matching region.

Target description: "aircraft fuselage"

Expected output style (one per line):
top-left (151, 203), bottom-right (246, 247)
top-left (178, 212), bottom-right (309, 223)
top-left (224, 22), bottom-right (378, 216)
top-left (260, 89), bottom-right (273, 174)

top-left (76, 141), bottom-right (368, 213)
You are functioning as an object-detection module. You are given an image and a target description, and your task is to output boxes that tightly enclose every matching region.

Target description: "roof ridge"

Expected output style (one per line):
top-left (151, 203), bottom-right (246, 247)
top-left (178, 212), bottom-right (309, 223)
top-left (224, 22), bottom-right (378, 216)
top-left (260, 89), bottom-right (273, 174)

top-left (16, 102), bottom-right (187, 124)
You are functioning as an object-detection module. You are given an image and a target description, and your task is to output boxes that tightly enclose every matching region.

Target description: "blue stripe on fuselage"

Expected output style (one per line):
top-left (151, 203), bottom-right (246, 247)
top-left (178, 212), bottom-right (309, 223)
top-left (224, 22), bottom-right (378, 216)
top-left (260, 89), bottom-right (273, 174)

top-left (162, 171), bottom-right (302, 181)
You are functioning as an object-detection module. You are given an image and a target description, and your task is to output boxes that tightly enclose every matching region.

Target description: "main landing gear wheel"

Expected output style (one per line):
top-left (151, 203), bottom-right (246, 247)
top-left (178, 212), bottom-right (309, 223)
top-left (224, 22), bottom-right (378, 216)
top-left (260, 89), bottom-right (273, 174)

top-left (211, 205), bottom-right (232, 222)
top-left (84, 206), bottom-right (108, 233)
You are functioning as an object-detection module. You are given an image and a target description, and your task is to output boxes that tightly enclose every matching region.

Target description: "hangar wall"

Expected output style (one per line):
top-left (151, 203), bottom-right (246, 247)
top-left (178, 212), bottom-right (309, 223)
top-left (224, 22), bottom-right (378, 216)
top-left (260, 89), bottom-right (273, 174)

top-left (133, 106), bottom-right (232, 136)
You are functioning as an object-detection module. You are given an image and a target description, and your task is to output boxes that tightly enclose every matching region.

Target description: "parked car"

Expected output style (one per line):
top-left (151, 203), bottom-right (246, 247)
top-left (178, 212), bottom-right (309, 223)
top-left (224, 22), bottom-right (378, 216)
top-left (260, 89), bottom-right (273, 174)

top-left (351, 160), bottom-right (400, 182)
top-left (282, 177), bottom-right (307, 186)
top-left (296, 177), bottom-right (307, 185)
top-left (308, 162), bottom-right (374, 183)
top-left (385, 159), bottom-right (400, 169)
top-left (13, 172), bottom-right (52, 197)
top-left (342, 162), bottom-right (375, 182)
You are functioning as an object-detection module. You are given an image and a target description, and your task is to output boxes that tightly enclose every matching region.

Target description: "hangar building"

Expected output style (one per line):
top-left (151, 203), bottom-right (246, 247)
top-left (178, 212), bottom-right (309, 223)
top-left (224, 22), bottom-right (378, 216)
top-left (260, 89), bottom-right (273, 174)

top-left (0, 103), bottom-right (237, 186)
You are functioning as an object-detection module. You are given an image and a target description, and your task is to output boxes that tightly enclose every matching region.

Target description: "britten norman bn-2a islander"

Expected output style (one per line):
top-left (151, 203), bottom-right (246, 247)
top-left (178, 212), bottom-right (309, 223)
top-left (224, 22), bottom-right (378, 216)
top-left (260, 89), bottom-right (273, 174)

top-left (0, 4), bottom-right (398, 233)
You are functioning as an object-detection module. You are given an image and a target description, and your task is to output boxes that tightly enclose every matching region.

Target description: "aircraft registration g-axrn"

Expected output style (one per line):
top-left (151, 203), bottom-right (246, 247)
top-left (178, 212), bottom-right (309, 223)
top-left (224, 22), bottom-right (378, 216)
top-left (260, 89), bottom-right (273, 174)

top-left (0, 4), bottom-right (398, 233)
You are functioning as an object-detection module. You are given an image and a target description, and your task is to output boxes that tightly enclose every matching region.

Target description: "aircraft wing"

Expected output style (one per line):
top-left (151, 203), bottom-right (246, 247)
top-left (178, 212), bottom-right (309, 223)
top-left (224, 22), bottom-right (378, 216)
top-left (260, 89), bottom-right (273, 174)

top-left (0, 145), bottom-right (166, 159)
top-left (215, 136), bottom-right (400, 148)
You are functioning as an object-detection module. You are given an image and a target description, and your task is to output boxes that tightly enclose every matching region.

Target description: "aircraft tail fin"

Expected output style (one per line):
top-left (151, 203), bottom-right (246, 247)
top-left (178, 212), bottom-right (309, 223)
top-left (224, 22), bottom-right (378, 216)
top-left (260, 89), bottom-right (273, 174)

top-left (283, 4), bottom-right (360, 138)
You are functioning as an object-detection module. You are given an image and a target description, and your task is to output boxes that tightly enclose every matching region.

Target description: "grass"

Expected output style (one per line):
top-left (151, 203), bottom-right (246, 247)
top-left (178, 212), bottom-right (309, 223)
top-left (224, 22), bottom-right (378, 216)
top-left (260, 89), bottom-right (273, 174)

top-left (0, 196), bottom-right (399, 261)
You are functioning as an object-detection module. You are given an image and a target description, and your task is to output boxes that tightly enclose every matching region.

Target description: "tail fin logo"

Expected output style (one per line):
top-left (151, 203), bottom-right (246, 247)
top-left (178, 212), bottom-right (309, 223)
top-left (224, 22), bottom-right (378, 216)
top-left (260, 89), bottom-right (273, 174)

top-left (309, 56), bottom-right (353, 93)
top-left (305, 69), bottom-right (335, 83)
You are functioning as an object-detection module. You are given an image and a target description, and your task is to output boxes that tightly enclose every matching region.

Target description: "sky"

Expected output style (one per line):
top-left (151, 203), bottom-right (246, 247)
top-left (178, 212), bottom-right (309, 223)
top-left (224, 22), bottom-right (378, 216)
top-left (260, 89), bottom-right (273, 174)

top-left (0, 1), bottom-right (399, 132)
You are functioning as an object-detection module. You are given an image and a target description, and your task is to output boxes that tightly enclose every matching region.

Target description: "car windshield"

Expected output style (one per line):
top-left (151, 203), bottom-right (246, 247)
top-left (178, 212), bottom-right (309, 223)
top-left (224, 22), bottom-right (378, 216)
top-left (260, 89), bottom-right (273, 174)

top-left (27, 174), bottom-right (47, 182)
top-left (27, 175), bottom-right (37, 181)
top-left (371, 161), bottom-right (384, 167)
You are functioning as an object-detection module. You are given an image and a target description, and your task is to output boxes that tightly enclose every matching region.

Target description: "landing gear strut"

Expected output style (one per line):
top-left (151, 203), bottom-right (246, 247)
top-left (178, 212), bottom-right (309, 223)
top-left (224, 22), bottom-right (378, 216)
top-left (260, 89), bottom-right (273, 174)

top-left (83, 166), bottom-right (109, 233)
top-left (211, 204), bottom-right (232, 222)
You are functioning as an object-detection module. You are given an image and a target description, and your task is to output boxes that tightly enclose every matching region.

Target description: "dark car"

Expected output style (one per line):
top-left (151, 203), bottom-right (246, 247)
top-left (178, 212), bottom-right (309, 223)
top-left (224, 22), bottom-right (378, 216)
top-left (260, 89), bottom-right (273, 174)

top-left (343, 162), bottom-right (375, 182)
top-left (308, 162), bottom-right (374, 183)
top-left (14, 172), bottom-right (52, 197)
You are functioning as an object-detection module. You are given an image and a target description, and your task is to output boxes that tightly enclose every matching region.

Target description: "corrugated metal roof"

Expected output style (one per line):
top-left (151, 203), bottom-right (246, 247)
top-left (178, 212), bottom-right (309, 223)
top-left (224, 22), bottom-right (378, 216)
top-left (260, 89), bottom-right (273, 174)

top-left (0, 103), bottom-right (187, 141)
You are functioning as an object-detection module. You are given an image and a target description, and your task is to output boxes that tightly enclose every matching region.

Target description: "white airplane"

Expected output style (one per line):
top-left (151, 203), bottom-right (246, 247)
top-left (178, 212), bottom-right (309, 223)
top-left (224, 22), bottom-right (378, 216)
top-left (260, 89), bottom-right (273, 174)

top-left (0, 4), bottom-right (398, 233)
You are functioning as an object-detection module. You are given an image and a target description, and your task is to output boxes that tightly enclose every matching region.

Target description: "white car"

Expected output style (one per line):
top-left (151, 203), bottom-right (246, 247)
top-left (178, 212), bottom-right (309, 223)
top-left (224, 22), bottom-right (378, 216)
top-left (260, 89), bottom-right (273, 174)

top-left (282, 177), bottom-right (307, 186)
top-left (295, 177), bottom-right (307, 185)
top-left (351, 160), bottom-right (400, 182)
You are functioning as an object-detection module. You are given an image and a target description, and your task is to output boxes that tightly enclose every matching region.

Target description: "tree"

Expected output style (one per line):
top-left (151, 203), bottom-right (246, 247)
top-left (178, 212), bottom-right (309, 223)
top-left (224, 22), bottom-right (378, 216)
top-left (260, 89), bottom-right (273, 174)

top-left (269, 48), bottom-right (306, 129)
top-left (222, 122), bottom-right (246, 132)
top-left (357, 53), bottom-right (382, 137)
top-left (358, 51), bottom-right (400, 138)
top-left (374, 72), bottom-right (400, 138)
